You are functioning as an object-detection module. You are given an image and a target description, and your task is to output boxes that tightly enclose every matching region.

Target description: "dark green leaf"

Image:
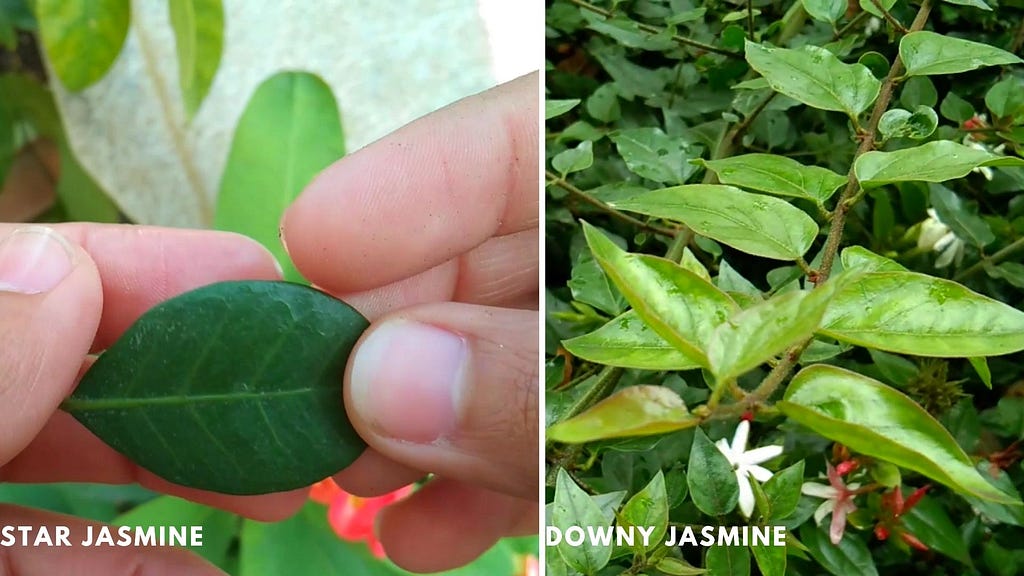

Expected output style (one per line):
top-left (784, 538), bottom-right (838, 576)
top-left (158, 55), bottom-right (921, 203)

top-left (855, 140), bottom-right (1024, 188)
top-left (985, 262), bottom-right (1024, 289)
top-left (878, 106), bottom-right (938, 140)
top-left (619, 470), bottom-right (669, 553)
top-left (940, 91), bottom-right (975, 122)
top-left (695, 153), bottom-right (846, 204)
top-left (215, 72), bottom-right (344, 283)
top-left (569, 254), bottom-right (627, 316)
top-left (963, 463), bottom-right (1024, 525)
top-left (552, 140), bottom-right (594, 176)
top-left (985, 76), bottom-right (1024, 120)
top-left (801, 0), bottom-right (847, 23)
top-left (552, 469), bottom-right (613, 573)
top-left (750, 542), bottom-right (786, 576)
top-left (900, 77), bottom-right (938, 109)
top-left (705, 545), bottom-right (750, 576)
top-left (36, 0), bottom-right (129, 90)
top-left (688, 428), bottom-right (739, 516)
top-left (867, 349), bottom-right (918, 388)
top-left (611, 185), bottom-right (819, 261)
top-left (763, 460), bottom-right (805, 521)
top-left (929, 183), bottom-right (995, 248)
top-left (901, 31), bottom-right (1023, 77)
top-left (65, 280), bottom-right (369, 495)
top-left (57, 143), bottom-right (120, 223)
top-left (547, 386), bottom-right (699, 443)
top-left (562, 311), bottom-right (704, 371)
top-left (169, 0), bottom-right (224, 119)
top-left (744, 40), bottom-right (880, 117)
top-left (779, 365), bottom-right (1019, 504)
top-left (800, 524), bottom-right (877, 576)
top-left (902, 496), bottom-right (973, 566)
top-left (860, 0), bottom-right (895, 18)
top-left (943, 0), bottom-right (991, 9)
top-left (820, 271), bottom-right (1024, 357)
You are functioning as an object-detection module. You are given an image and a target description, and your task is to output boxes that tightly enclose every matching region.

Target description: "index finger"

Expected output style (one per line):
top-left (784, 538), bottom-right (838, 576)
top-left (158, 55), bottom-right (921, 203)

top-left (281, 72), bottom-right (539, 295)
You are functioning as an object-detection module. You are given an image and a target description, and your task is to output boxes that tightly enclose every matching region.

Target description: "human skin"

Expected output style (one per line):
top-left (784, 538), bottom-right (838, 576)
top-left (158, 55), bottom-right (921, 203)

top-left (0, 72), bottom-right (538, 574)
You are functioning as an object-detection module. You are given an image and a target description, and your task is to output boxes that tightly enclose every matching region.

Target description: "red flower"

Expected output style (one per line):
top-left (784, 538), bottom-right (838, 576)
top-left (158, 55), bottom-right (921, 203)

top-left (310, 478), bottom-right (414, 558)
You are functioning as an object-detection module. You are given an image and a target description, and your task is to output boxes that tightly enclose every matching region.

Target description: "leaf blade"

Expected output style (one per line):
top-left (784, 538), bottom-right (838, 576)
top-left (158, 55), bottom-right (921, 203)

top-left (169, 0), bottom-right (225, 119)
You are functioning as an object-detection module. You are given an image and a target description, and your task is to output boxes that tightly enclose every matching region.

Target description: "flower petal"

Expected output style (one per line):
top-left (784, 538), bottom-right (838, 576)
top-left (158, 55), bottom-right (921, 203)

top-left (746, 464), bottom-right (774, 483)
top-left (739, 445), bottom-right (783, 466)
top-left (813, 499), bottom-right (833, 525)
top-left (731, 420), bottom-right (750, 455)
top-left (716, 438), bottom-right (737, 464)
top-left (737, 473), bottom-right (755, 518)
top-left (801, 482), bottom-right (837, 499)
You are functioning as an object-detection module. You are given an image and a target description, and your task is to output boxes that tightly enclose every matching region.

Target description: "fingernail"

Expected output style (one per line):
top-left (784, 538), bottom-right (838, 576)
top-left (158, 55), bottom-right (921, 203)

top-left (0, 226), bottom-right (75, 294)
top-left (350, 320), bottom-right (467, 443)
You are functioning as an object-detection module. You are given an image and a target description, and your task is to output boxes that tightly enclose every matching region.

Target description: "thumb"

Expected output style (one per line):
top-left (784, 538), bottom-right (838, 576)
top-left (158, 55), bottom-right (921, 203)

top-left (344, 302), bottom-right (537, 499)
top-left (0, 226), bottom-right (103, 466)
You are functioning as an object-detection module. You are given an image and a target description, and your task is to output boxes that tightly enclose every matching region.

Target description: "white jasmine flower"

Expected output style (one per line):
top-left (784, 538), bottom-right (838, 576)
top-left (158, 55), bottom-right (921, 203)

top-left (917, 208), bottom-right (964, 268)
top-left (801, 462), bottom-right (859, 545)
top-left (715, 420), bottom-right (784, 518)
top-left (864, 17), bottom-right (882, 36)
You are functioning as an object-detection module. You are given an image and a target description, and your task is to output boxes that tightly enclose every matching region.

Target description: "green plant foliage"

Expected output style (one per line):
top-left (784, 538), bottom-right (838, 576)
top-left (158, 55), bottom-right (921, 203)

top-left (169, 0), bottom-right (224, 119)
top-left (215, 71), bottom-right (345, 282)
top-left (64, 280), bottom-right (368, 494)
top-left (546, 1), bottom-right (1024, 574)
top-left (35, 0), bottom-right (130, 90)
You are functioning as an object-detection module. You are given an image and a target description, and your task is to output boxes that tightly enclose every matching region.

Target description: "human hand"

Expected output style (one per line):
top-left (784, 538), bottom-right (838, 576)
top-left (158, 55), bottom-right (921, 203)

top-left (0, 224), bottom-right (307, 573)
top-left (281, 72), bottom-right (539, 572)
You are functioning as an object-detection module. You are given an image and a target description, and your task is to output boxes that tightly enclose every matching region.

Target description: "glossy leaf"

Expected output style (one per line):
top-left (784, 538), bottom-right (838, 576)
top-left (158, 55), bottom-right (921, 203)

top-left (943, 0), bottom-right (991, 9)
top-left (964, 463), bottom-right (1024, 525)
top-left (820, 271), bottom-right (1024, 357)
top-left (568, 255), bottom-right (627, 316)
top-left (859, 0), bottom-right (895, 18)
top-left (744, 40), bottom-right (880, 117)
top-left (779, 365), bottom-right (1019, 504)
top-left (695, 154), bottom-right (846, 204)
top-left (552, 140), bottom-right (594, 176)
top-left (619, 470), bottom-right (668, 553)
top-left (169, 0), bottom-right (225, 119)
top-left (688, 428), bottom-right (739, 516)
top-left (552, 469), bottom-right (613, 574)
top-left (902, 496), bottom-right (973, 566)
top-left (546, 99), bottom-right (581, 120)
top-left (708, 280), bottom-right (841, 381)
top-left (547, 386), bottom-right (699, 443)
top-left (705, 545), bottom-right (750, 576)
top-left (763, 460), bottom-right (805, 521)
top-left (582, 221), bottom-right (737, 364)
top-left (215, 72), bottom-right (344, 282)
top-left (986, 262), bottom-right (1024, 289)
top-left (609, 127), bottom-right (696, 184)
top-left (929, 183), bottom-right (995, 248)
top-left (750, 542), bottom-right (786, 576)
top-left (562, 311), bottom-right (703, 371)
top-left (855, 140), bottom-right (1024, 188)
top-left (940, 91), bottom-right (975, 122)
top-left (65, 281), bottom-right (369, 495)
top-left (611, 185), bottom-right (818, 261)
top-left (840, 246), bottom-right (907, 273)
top-left (801, 0), bottom-right (847, 23)
top-left (878, 106), bottom-right (938, 140)
top-left (900, 31), bottom-right (1023, 77)
top-left (985, 77), bottom-right (1024, 119)
top-left (800, 524), bottom-right (877, 576)
top-left (36, 0), bottom-right (129, 90)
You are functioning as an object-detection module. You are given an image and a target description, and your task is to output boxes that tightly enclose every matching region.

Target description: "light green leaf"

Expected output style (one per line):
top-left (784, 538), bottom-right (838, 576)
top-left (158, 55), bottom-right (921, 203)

top-left (902, 495), bottom-right (973, 566)
top-left (569, 254), bottom-right (627, 316)
top-left (705, 545), bottom-right (750, 576)
top-left (940, 91), bottom-right (975, 122)
top-left (552, 140), bottom-right (594, 176)
top-left (985, 76), bottom-right (1024, 120)
top-left (716, 259), bottom-right (763, 300)
top-left (546, 99), bottom-right (581, 120)
top-left (820, 271), bottom-right (1024, 357)
top-left (611, 185), bottom-right (819, 261)
top-left (552, 469), bottom-right (614, 575)
top-left (867, 349), bottom-right (918, 388)
top-left (563, 311), bottom-right (704, 371)
top-left (968, 357), bottom-right (993, 389)
top-left (688, 428), bottom-right (740, 516)
top-left (855, 140), bottom-right (1024, 188)
top-left (900, 76), bottom-right (938, 108)
top-left (56, 143), bottom-right (121, 223)
top-left (801, 0), bottom-right (847, 23)
top-left (859, 0), bottom-right (895, 18)
top-left (985, 261), bottom-right (1024, 289)
top-left (763, 460), bottom-right (806, 521)
top-left (680, 247), bottom-right (711, 282)
top-left (779, 365), bottom-right (1020, 504)
top-left (619, 470), bottom-right (669, 553)
top-left (586, 84), bottom-right (621, 123)
top-left (900, 31), bottom-right (1022, 77)
top-left (840, 246), bottom-right (907, 272)
top-left (169, 0), bottom-right (224, 119)
top-left (215, 72), bottom-right (344, 283)
top-left (708, 279), bottom-right (842, 381)
top-left (943, 0), bottom-right (991, 9)
top-left (878, 106), bottom-right (938, 140)
top-left (547, 386), bottom-right (699, 443)
top-left (744, 40), bottom-right (880, 117)
top-left (800, 524), bottom-right (878, 576)
top-left (657, 557), bottom-right (708, 575)
top-left (695, 154), bottom-right (846, 204)
top-left (115, 496), bottom-right (237, 570)
top-left (929, 183), bottom-right (995, 248)
top-left (36, 0), bottom-right (129, 90)
top-left (582, 221), bottom-right (737, 365)
top-left (750, 542), bottom-right (786, 576)
top-left (609, 127), bottom-right (696, 184)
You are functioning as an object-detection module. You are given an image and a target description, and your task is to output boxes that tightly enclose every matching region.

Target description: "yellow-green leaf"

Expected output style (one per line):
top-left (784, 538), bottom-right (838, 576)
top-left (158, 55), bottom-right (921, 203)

top-left (547, 386), bottom-right (699, 443)
top-left (696, 154), bottom-right (846, 204)
top-left (563, 311), bottom-right (703, 371)
top-left (855, 140), bottom-right (1024, 188)
top-left (901, 31), bottom-right (1022, 77)
top-left (36, 0), bottom-right (130, 91)
top-left (169, 0), bottom-right (225, 119)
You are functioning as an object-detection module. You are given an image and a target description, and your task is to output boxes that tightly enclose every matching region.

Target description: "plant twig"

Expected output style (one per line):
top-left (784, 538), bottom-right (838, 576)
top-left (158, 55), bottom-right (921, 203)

top-left (869, 0), bottom-right (909, 34)
top-left (835, 11), bottom-right (871, 40)
top-left (567, 0), bottom-right (742, 58)
top-left (747, 0), bottom-right (756, 39)
top-left (547, 170), bottom-right (679, 237)
top-left (703, 92), bottom-right (776, 184)
top-left (954, 235), bottom-right (1024, 281)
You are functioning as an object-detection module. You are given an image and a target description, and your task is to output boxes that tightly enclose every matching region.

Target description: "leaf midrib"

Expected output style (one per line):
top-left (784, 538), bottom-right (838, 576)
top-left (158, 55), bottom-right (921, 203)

top-left (63, 386), bottom-right (325, 412)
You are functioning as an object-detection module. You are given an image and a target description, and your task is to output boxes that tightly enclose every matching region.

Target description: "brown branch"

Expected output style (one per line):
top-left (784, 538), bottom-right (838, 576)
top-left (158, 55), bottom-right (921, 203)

top-left (954, 235), bottom-right (1024, 282)
top-left (546, 170), bottom-right (679, 237)
top-left (567, 0), bottom-right (742, 58)
top-left (869, 0), bottom-right (909, 34)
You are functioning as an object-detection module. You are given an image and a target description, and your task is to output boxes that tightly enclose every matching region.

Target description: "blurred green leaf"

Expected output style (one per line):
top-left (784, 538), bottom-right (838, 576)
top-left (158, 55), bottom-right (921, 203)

top-left (801, 0), bottom-right (847, 23)
top-left (940, 91), bottom-right (975, 122)
top-left (215, 72), bottom-right (344, 283)
top-left (116, 496), bottom-right (238, 570)
top-left (985, 76), bottom-right (1024, 120)
top-left (750, 542), bottom-right (786, 576)
top-left (609, 128), bottom-right (696, 184)
top-left (968, 356), bottom-right (992, 388)
top-left (546, 98), bottom-right (581, 120)
top-left (800, 524), bottom-right (877, 576)
top-left (929, 183), bottom-right (995, 247)
top-left (705, 544), bottom-right (749, 576)
top-left (619, 470), bottom-right (668, 554)
top-left (902, 495), bottom-right (973, 566)
top-left (552, 140), bottom-right (594, 176)
top-left (36, 0), bottom-right (130, 90)
top-left (169, 0), bottom-right (224, 119)
top-left (57, 143), bottom-right (120, 222)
